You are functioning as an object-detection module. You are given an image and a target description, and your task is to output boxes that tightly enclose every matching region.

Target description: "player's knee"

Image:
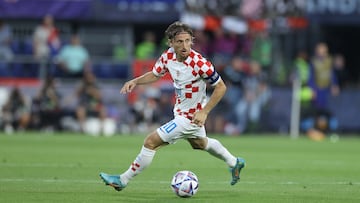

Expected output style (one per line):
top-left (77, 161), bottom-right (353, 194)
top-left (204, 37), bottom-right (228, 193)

top-left (144, 138), bottom-right (157, 150)
top-left (144, 142), bottom-right (156, 150)
top-left (191, 145), bottom-right (205, 150)
top-left (188, 139), bottom-right (207, 150)
top-left (143, 132), bottom-right (164, 150)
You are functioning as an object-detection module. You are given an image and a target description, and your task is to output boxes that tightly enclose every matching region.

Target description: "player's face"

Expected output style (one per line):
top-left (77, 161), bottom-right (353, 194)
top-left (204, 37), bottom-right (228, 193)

top-left (171, 32), bottom-right (192, 62)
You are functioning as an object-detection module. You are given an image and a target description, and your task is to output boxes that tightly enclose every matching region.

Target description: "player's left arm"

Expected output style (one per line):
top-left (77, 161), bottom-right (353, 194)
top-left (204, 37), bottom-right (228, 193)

top-left (192, 78), bottom-right (226, 127)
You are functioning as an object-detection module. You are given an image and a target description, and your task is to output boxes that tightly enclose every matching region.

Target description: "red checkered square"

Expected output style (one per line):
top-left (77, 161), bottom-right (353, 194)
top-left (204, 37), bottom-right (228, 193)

top-left (185, 93), bottom-right (192, 98)
top-left (206, 69), bottom-right (213, 77)
top-left (196, 61), bottom-right (204, 68)
top-left (188, 108), bottom-right (196, 114)
top-left (167, 52), bottom-right (174, 60)
top-left (155, 66), bottom-right (162, 74)
top-left (205, 61), bottom-right (211, 67)
top-left (189, 51), bottom-right (195, 58)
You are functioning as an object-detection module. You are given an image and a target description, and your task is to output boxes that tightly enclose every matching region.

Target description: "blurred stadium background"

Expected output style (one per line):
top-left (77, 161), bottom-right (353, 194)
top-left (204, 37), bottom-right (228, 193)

top-left (0, 0), bottom-right (359, 136)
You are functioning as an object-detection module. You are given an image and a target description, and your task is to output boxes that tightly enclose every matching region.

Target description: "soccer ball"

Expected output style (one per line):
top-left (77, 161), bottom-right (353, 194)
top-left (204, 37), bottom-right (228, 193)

top-left (171, 170), bottom-right (199, 198)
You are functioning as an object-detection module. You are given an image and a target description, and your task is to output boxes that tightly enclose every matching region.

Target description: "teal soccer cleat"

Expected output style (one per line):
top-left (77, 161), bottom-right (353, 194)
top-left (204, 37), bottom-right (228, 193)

top-left (230, 158), bottom-right (246, 185)
top-left (99, 172), bottom-right (126, 191)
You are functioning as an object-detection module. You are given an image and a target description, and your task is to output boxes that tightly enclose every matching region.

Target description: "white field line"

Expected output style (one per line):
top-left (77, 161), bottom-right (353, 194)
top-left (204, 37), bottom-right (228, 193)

top-left (0, 178), bottom-right (358, 185)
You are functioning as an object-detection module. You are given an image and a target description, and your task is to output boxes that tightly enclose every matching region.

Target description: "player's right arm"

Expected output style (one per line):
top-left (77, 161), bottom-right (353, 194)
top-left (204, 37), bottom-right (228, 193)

top-left (120, 71), bottom-right (160, 94)
top-left (121, 50), bottom-right (168, 94)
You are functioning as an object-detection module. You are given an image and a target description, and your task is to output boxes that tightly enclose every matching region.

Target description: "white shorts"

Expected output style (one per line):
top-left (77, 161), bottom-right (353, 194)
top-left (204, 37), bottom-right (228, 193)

top-left (157, 116), bottom-right (207, 144)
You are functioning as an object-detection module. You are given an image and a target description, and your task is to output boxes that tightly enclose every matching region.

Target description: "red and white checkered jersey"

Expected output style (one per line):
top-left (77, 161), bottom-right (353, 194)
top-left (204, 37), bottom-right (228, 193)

top-left (152, 48), bottom-right (221, 120)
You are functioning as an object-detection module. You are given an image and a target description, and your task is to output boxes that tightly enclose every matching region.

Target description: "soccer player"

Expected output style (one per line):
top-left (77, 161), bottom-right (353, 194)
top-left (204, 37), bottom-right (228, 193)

top-left (100, 21), bottom-right (245, 191)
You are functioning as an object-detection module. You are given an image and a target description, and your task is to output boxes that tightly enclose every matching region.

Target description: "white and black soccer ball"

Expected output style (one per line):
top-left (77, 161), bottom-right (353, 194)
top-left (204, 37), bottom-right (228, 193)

top-left (171, 170), bottom-right (199, 198)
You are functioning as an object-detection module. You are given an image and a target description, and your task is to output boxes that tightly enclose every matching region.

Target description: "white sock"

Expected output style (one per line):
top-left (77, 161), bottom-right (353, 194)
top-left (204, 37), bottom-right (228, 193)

top-left (120, 146), bottom-right (156, 185)
top-left (205, 138), bottom-right (237, 167)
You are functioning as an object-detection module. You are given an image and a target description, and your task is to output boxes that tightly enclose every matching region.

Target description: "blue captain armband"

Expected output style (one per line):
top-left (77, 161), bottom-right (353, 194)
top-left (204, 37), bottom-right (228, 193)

top-left (205, 71), bottom-right (220, 85)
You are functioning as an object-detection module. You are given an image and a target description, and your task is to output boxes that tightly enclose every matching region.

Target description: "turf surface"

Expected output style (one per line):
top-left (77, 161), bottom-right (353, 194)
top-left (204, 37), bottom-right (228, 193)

top-left (0, 133), bottom-right (359, 203)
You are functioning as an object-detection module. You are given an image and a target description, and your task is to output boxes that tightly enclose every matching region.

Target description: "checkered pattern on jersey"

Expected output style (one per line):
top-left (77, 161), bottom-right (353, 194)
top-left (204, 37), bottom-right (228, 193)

top-left (152, 48), bottom-right (221, 120)
top-left (176, 102), bottom-right (203, 120)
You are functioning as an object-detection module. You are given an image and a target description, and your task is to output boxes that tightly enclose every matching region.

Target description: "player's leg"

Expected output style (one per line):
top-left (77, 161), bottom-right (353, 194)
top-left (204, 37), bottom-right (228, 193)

top-left (187, 136), bottom-right (245, 185)
top-left (205, 137), bottom-right (245, 185)
top-left (126, 116), bottom-right (189, 178)
top-left (121, 116), bottom-right (196, 183)
top-left (187, 137), bottom-right (237, 166)
top-left (100, 131), bottom-right (167, 191)
top-left (120, 131), bottom-right (168, 184)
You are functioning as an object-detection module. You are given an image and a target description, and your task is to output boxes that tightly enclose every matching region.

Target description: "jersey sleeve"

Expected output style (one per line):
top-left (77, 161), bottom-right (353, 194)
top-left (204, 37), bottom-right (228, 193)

top-left (198, 59), bottom-right (221, 86)
top-left (152, 54), bottom-right (168, 77)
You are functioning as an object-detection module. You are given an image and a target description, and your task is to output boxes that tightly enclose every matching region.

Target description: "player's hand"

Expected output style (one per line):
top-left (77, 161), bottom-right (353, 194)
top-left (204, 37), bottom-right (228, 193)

top-left (192, 110), bottom-right (208, 127)
top-left (120, 80), bottom-right (136, 94)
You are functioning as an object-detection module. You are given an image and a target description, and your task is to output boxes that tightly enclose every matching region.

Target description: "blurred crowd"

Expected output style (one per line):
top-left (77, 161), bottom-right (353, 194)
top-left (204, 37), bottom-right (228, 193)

top-left (0, 15), bottom-right (353, 136)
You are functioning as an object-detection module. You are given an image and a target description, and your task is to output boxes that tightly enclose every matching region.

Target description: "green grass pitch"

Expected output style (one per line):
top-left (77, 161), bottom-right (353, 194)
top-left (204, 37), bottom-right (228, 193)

top-left (0, 133), bottom-right (359, 203)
